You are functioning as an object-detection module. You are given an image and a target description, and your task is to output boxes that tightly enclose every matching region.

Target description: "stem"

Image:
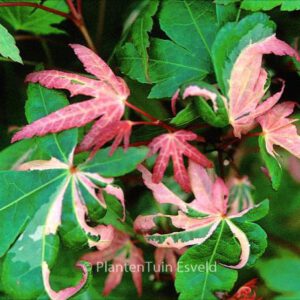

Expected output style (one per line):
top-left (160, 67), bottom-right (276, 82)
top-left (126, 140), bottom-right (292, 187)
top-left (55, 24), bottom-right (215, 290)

top-left (129, 141), bottom-right (152, 147)
top-left (65, 0), bottom-right (81, 21)
top-left (125, 100), bottom-right (175, 132)
top-left (77, 23), bottom-right (97, 52)
top-left (76, 0), bottom-right (82, 15)
top-left (0, 2), bottom-right (71, 19)
top-left (96, 0), bottom-right (106, 48)
top-left (64, 0), bottom-right (97, 52)
top-left (131, 121), bottom-right (161, 126)
top-left (245, 132), bottom-right (263, 137)
top-left (0, 1), bottom-right (97, 52)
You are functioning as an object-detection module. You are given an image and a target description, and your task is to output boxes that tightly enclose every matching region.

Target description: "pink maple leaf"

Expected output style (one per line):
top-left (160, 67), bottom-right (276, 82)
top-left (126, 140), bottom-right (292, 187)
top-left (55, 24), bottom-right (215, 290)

top-left (154, 247), bottom-right (186, 279)
top-left (174, 35), bottom-right (299, 138)
top-left (228, 279), bottom-right (261, 300)
top-left (78, 120), bottom-right (133, 155)
top-left (171, 85), bottom-right (219, 115)
top-left (43, 261), bottom-right (90, 300)
top-left (82, 230), bottom-right (144, 296)
top-left (148, 130), bottom-right (212, 192)
top-left (257, 102), bottom-right (300, 159)
top-left (227, 35), bottom-right (299, 137)
top-left (12, 44), bottom-right (130, 152)
top-left (135, 162), bottom-right (266, 269)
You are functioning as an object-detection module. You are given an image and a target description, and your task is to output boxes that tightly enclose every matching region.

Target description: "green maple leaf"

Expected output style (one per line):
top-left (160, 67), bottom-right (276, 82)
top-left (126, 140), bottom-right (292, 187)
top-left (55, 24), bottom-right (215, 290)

top-left (0, 84), bottom-right (148, 299)
top-left (0, 0), bottom-right (68, 35)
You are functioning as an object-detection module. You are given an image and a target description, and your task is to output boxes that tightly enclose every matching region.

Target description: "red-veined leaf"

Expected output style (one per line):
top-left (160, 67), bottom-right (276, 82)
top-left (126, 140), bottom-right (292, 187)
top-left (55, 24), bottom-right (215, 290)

top-left (12, 44), bottom-right (130, 153)
top-left (148, 130), bottom-right (212, 192)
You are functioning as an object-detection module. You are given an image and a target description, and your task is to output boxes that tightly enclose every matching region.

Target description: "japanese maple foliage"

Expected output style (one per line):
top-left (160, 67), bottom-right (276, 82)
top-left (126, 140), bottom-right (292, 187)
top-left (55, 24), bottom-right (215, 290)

top-left (135, 162), bottom-right (267, 269)
top-left (1, 2), bottom-right (300, 300)
top-left (257, 102), bottom-right (300, 159)
top-left (148, 130), bottom-right (212, 192)
top-left (12, 44), bottom-right (130, 152)
top-left (82, 230), bottom-right (144, 296)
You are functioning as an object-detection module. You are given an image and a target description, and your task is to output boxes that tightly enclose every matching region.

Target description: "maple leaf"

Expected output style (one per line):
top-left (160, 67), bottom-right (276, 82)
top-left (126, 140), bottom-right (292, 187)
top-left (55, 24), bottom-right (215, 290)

top-left (82, 229), bottom-right (144, 296)
top-left (148, 130), bottom-right (212, 192)
top-left (228, 279), bottom-right (261, 300)
top-left (171, 85), bottom-right (219, 115)
top-left (257, 102), bottom-right (300, 159)
top-left (135, 162), bottom-right (268, 269)
top-left (186, 33), bottom-right (300, 137)
top-left (12, 150), bottom-right (127, 298)
top-left (0, 124), bottom-right (147, 298)
top-left (225, 35), bottom-right (300, 137)
top-left (77, 120), bottom-right (133, 155)
top-left (228, 176), bottom-right (254, 213)
top-left (154, 247), bottom-right (186, 279)
top-left (12, 44), bottom-right (130, 152)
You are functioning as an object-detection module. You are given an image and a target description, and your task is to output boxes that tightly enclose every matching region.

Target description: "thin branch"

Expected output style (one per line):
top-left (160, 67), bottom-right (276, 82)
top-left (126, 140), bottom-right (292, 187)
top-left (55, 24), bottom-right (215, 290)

top-left (125, 100), bottom-right (175, 132)
top-left (0, 2), bottom-right (71, 19)
top-left (65, 0), bottom-right (81, 21)
top-left (77, 23), bottom-right (97, 52)
top-left (96, 0), bottom-right (106, 48)
top-left (76, 0), bottom-right (82, 15)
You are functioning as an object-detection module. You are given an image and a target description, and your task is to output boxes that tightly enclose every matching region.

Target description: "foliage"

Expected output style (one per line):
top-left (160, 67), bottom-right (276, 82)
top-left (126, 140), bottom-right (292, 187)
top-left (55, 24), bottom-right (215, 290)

top-left (0, 1), bottom-right (300, 299)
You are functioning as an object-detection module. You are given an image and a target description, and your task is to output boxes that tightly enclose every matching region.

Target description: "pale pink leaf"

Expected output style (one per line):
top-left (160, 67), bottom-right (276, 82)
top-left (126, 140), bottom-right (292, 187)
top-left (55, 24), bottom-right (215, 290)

top-left (171, 88), bottom-right (180, 115)
top-left (211, 178), bottom-right (229, 215)
top-left (44, 179), bottom-right (70, 235)
top-left (154, 248), bottom-right (186, 279)
top-left (228, 34), bottom-right (299, 137)
top-left (188, 161), bottom-right (217, 214)
top-left (103, 252), bottom-right (126, 296)
top-left (129, 245), bottom-right (144, 296)
top-left (17, 157), bottom-right (68, 171)
top-left (137, 162), bottom-right (259, 267)
top-left (82, 230), bottom-right (143, 296)
top-left (182, 85), bottom-right (218, 112)
top-left (137, 164), bottom-right (190, 212)
top-left (257, 102), bottom-right (300, 158)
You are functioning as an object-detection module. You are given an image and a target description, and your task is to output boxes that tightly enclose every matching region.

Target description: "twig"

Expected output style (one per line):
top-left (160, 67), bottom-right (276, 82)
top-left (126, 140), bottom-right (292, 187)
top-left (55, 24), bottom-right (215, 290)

top-left (0, 1), bottom-right (97, 52)
top-left (0, 2), bottom-right (70, 19)
top-left (125, 100), bottom-right (175, 132)
top-left (96, 0), bottom-right (106, 49)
